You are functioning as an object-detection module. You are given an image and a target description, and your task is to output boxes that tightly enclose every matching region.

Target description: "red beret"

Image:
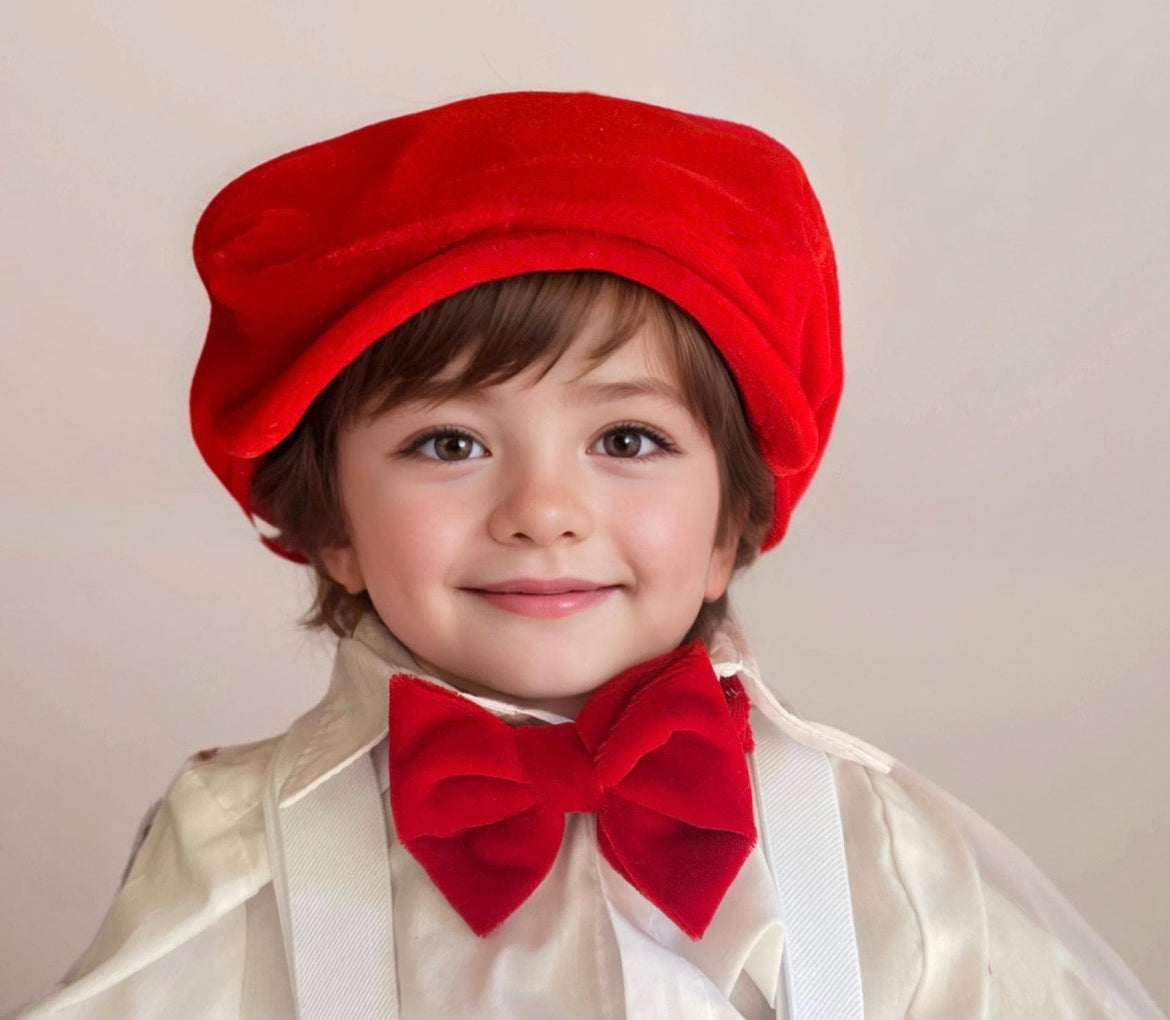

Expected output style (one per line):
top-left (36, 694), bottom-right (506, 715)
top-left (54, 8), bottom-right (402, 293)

top-left (190, 90), bottom-right (842, 556)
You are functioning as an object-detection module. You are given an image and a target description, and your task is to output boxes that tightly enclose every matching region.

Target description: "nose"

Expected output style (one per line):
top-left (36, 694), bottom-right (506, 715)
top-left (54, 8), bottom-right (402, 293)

top-left (486, 453), bottom-right (593, 546)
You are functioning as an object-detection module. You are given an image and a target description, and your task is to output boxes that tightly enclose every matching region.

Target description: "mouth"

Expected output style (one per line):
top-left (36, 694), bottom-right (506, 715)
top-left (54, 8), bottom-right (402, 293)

top-left (463, 581), bottom-right (621, 618)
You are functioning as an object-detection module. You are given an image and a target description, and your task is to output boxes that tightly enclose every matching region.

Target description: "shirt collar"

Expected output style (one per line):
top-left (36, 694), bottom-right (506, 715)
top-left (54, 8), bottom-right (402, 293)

top-left (271, 610), bottom-right (892, 809)
top-left (706, 615), bottom-right (895, 774)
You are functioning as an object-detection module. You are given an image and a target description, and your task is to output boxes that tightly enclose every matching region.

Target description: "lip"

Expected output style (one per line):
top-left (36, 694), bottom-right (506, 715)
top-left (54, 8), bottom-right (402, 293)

top-left (464, 580), bottom-right (621, 619)
top-left (471, 577), bottom-right (611, 594)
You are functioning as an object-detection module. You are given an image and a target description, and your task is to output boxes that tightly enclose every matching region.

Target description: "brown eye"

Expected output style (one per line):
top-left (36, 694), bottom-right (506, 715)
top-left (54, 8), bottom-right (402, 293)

top-left (433, 435), bottom-right (473, 460)
top-left (406, 429), bottom-right (486, 462)
top-left (602, 429), bottom-right (645, 457)
top-left (597, 425), bottom-right (673, 459)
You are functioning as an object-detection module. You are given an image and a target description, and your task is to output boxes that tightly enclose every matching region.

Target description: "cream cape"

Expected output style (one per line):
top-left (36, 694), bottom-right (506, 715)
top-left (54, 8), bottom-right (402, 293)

top-left (7, 613), bottom-right (1164, 1018)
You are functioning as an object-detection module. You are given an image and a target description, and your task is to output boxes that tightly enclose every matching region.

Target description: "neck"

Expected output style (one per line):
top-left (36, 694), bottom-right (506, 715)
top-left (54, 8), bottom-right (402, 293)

top-left (408, 650), bottom-right (594, 719)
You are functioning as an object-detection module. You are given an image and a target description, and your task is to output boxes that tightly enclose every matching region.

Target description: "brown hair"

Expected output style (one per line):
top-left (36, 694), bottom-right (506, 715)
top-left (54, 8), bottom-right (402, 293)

top-left (250, 270), bottom-right (774, 648)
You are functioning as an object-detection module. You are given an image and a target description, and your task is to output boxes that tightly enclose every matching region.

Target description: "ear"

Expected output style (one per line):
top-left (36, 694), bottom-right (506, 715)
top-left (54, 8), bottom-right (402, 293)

top-left (703, 531), bottom-right (739, 603)
top-left (319, 543), bottom-right (366, 595)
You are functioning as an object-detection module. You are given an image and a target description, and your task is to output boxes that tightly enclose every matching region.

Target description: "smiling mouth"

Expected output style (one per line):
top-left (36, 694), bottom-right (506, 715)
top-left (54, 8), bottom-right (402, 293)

top-left (465, 585), bottom-right (620, 619)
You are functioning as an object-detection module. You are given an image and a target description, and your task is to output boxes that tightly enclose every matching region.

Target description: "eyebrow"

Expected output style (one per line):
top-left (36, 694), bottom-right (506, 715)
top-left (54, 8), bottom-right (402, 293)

top-left (566, 377), bottom-right (687, 407)
top-left (448, 376), bottom-right (687, 408)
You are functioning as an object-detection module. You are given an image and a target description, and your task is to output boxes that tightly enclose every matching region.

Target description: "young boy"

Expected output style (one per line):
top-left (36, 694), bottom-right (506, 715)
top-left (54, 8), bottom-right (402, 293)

top-left (8, 91), bottom-right (1163, 1019)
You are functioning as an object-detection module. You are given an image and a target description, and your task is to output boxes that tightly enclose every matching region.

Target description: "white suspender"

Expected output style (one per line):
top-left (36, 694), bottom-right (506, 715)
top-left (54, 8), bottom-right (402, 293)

top-left (262, 750), bottom-right (399, 1019)
top-left (752, 716), bottom-right (866, 1020)
top-left (263, 718), bottom-right (863, 1020)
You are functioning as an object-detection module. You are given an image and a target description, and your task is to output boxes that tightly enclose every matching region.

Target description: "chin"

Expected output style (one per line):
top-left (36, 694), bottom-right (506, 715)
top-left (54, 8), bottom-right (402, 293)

top-left (491, 669), bottom-right (601, 700)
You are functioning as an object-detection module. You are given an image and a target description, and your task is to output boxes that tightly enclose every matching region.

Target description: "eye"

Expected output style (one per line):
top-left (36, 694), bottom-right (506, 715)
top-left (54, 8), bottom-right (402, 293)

top-left (593, 423), bottom-right (677, 460)
top-left (402, 427), bottom-right (487, 462)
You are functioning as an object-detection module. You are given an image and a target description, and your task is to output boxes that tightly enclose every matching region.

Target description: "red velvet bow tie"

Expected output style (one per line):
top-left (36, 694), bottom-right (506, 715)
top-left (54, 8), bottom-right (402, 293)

top-left (386, 639), bottom-right (757, 939)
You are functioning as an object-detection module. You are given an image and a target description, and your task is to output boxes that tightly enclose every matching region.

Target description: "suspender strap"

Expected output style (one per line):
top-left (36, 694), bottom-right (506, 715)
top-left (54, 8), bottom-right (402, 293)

top-left (262, 750), bottom-right (399, 1019)
top-left (752, 718), bottom-right (865, 1020)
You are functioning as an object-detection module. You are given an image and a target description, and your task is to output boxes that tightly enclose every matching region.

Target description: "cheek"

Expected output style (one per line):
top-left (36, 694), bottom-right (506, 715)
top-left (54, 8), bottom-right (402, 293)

top-left (350, 484), bottom-right (474, 583)
top-left (609, 471), bottom-right (721, 569)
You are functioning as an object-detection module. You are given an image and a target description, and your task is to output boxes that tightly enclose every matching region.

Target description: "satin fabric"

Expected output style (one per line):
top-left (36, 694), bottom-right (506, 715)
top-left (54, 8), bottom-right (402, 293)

top-left (7, 612), bottom-right (1164, 1019)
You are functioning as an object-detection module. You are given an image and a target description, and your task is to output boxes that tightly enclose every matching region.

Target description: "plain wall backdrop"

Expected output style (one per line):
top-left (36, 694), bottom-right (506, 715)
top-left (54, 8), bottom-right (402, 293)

top-left (1, 0), bottom-right (1167, 1012)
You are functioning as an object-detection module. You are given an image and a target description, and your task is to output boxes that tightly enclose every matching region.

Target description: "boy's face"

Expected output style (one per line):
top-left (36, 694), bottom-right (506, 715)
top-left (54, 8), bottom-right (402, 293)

top-left (321, 305), bottom-right (740, 716)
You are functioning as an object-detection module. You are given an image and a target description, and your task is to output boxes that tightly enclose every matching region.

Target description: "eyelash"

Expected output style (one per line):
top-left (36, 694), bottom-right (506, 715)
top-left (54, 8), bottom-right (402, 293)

top-left (400, 422), bottom-right (679, 463)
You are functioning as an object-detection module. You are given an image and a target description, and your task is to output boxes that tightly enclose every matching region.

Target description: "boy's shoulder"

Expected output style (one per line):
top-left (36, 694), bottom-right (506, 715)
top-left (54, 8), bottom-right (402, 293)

top-left (47, 733), bottom-right (287, 1001)
top-left (115, 737), bottom-right (277, 884)
top-left (125, 733), bottom-right (284, 881)
top-left (818, 733), bottom-right (1156, 1019)
top-left (12, 650), bottom-right (378, 1020)
top-left (177, 734), bottom-right (284, 814)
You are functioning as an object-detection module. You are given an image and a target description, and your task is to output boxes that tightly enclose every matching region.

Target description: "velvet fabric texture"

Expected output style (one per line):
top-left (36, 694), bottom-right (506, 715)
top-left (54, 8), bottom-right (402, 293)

top-left (189, 89), bottom-right (843, 555)
top-left (386, 639), bottom-right (757, 939)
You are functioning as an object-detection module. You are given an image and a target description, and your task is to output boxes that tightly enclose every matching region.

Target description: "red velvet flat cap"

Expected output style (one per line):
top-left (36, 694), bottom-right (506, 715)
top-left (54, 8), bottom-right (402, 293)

top-left (190, 89), bottom-right (842, 555)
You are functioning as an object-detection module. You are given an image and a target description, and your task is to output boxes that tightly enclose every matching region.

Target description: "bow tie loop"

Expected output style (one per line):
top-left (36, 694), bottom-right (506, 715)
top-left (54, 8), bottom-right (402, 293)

top-left (387, 679), bottom-right (538, 839)
top-left (515, 723), bottom-right (604, 814)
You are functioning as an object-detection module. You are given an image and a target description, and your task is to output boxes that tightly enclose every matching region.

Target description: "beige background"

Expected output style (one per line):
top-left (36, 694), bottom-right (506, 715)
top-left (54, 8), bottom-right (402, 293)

top-left (2, 0), bottom-right (1167, 1013)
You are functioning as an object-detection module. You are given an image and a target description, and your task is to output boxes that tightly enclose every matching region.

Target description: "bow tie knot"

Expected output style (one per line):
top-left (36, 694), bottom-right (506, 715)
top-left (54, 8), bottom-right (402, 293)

top-left (515, 723), bottom-right (604, 814)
